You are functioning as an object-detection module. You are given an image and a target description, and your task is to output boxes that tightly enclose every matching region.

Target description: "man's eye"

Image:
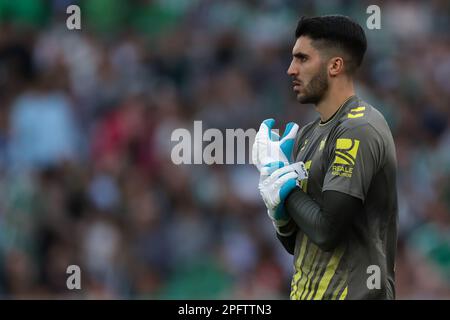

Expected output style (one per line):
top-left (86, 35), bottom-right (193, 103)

top-left (300, 56), bottom-right (307, 62)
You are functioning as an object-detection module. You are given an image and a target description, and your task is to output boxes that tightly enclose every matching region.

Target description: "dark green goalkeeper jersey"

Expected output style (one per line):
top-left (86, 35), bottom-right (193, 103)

top-left (288, 95), bottom-right (398, 300)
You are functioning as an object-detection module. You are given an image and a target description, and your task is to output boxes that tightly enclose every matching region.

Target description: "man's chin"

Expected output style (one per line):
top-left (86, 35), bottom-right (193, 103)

top-left (297, 94), bottom-right (320, 105)
top-left (297, 93), bottom-right (312, 104)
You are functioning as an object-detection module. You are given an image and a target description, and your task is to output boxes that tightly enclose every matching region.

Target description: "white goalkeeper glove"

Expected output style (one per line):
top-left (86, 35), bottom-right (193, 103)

top-left (252, 118), bottom-right (299, 173)
top-left (259, 162), bottom-right (308, 231)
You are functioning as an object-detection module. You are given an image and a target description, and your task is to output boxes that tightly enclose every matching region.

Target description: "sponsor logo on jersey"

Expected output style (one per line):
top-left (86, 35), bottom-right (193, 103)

top-left (332, 138), bottom-right (360, 177)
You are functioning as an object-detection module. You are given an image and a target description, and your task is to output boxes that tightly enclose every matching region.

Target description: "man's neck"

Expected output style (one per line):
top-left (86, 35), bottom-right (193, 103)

top-left (315, 82), bottom-right (355, 123)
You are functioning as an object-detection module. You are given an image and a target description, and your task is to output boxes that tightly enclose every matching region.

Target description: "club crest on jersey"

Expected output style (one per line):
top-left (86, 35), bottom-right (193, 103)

top-left (319, 138), bottom-right (327, 151)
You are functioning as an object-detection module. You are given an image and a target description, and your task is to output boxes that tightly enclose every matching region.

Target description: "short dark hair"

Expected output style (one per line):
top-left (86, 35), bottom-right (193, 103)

top-left (295, 15), bottom-right (367, 75)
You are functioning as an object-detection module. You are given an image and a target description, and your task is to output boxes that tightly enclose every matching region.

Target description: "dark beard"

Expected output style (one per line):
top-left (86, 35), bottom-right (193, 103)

top-left (297, 66), bottom-right (329, 105)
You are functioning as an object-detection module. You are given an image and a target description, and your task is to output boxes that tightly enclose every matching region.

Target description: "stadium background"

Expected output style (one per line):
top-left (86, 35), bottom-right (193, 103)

top-left (0, 0), bottom-right (449, 299)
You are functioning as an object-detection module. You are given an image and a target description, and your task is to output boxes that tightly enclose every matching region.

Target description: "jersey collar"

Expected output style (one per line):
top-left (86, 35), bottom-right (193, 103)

top-left (318, 95), bottom-right (358, 127)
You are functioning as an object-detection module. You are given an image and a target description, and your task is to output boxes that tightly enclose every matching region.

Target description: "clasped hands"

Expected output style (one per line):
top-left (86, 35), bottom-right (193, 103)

top-left (252, 119), bottom-right (308, 232)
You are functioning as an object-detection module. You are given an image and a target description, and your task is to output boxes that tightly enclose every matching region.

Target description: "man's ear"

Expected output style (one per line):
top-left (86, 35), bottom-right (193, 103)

top-left (328, 57), bottom-right (344, 77)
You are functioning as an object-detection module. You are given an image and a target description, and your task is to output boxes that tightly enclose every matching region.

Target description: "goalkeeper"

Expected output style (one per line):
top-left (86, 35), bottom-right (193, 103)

top-left (253, 15), bottom-right (398, 300)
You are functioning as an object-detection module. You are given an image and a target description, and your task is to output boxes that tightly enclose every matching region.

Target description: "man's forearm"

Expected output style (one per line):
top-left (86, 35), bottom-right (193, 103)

top-left (285, 188), bottom-right (362, 251)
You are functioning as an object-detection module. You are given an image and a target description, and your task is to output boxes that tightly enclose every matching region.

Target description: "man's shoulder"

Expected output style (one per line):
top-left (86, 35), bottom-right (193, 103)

top-left (337, 98), bottom-right (390, 137)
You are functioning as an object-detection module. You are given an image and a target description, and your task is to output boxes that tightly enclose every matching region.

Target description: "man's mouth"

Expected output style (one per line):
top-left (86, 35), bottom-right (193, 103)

top-left (293, 81), bottom-right (302, 91)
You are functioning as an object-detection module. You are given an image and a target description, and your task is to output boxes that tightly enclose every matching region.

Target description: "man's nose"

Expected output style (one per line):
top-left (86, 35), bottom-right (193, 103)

top-left (287, 61), bottom-right (297, 77)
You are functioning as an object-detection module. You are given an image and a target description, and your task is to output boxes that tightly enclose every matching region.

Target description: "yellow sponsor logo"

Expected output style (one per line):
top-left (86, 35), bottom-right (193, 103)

top-left (334, 138), bottom-right (359, 165)
top-left (332, 139), bottom-right (359, 178)
top-left (332, 165), bottom-right (353, 178)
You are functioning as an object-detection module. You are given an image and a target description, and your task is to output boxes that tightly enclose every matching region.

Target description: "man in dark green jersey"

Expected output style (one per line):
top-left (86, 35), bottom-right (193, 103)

top-left (254, 15), bottom-right (398, 300)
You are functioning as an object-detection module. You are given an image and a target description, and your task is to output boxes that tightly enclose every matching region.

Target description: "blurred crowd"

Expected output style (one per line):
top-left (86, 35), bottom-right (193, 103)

top-left (0, 0), bottom-right (449, 299)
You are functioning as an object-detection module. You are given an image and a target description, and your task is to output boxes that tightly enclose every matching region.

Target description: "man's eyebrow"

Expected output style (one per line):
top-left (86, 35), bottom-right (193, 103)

top-left (292, 51), bottom-right (309, 58)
